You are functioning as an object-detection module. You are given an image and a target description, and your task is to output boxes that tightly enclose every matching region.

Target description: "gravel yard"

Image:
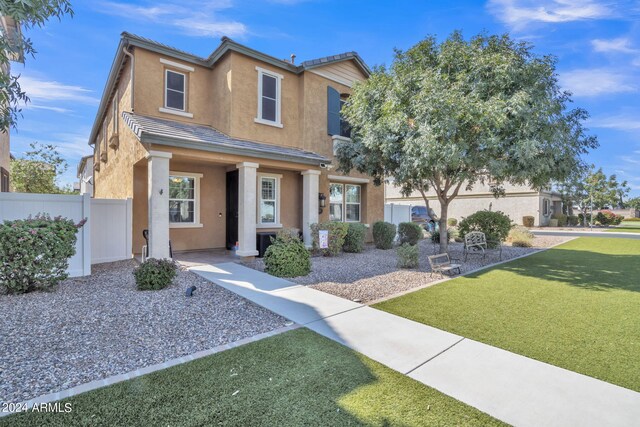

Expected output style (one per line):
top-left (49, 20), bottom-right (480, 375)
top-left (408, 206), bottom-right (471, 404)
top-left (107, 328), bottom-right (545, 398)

top-left (253, 236), bottom-right (571, 304)
top-left (0, 260), bottom-right (287, 405)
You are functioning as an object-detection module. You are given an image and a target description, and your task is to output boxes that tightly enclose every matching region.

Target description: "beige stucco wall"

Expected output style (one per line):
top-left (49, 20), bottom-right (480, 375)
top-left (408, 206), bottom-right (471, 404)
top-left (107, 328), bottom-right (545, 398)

top-left (0, 131), bottom-right (9, 183)
top-left (93, 60), bottom-right (148, 199)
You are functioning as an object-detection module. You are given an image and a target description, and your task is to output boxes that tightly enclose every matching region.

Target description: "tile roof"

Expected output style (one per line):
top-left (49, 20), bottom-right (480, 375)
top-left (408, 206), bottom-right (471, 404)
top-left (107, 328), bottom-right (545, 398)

top-left (122, 112), bottom-right (329, 165)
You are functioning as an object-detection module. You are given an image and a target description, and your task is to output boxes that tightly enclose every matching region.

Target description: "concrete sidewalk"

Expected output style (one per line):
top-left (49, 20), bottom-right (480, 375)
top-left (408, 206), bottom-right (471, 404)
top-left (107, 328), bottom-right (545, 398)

top-left (191, 263), bottom-right (640, 427)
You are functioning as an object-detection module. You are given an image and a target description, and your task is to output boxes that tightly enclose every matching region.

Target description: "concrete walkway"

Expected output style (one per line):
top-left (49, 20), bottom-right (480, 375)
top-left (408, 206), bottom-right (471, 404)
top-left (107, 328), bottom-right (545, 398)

top-left (190, 263), bottom-right (640, 427)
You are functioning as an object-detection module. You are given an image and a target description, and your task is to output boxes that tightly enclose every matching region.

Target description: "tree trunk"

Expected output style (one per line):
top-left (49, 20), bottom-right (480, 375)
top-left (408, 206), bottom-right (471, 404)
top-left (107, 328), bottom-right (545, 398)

top-left (438, 202), bottom-right (449, 253)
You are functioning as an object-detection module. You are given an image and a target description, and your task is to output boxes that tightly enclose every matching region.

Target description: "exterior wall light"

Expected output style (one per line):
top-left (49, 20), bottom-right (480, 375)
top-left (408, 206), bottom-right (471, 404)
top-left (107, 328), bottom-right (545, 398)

top-left (319, 193), bottom-right (326, 214)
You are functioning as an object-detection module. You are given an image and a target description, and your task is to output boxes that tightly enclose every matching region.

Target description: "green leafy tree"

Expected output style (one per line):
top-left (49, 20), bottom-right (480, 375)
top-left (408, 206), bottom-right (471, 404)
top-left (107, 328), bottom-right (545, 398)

top-left (558, 166), bottom-right (629, 225)
top-left (0, 0), bottom-right (73, 131)
top-left (10, 141), bottom-right (71, 193)
top-left (627, 197), bottom-right (640, 210)
top-left (335, 32), bottom-right (597, 251)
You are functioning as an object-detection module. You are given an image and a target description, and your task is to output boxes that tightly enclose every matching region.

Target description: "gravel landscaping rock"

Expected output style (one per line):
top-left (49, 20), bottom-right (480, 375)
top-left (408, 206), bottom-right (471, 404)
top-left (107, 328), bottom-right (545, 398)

top-left (0, 260), bottom-right (287, 405)
top-left (251, 235), bottom-right (571, 304)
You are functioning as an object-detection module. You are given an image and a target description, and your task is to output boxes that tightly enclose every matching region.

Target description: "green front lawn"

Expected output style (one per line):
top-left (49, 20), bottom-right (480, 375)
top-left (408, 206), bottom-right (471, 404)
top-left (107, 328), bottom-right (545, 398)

top-left (375, 237), bottom-right (640, 392)
top-left (606, 222), bottom-right (640, 233)
top-left (3, 328), bottom-right (502, 426)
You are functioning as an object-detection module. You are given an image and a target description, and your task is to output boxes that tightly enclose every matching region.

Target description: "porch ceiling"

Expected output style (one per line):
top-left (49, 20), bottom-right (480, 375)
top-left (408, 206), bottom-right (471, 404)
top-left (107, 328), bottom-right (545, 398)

top-left (123, 112), bottom-right (330, 166)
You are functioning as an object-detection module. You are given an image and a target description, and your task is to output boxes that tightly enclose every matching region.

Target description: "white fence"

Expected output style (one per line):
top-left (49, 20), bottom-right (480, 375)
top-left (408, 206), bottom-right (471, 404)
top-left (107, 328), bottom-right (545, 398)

top-left (91, 198), bottom-right (132, 264)
top-left (384, 203), bottom-right (412, 227)
top-left (0, 193), bottom-right (132, 277)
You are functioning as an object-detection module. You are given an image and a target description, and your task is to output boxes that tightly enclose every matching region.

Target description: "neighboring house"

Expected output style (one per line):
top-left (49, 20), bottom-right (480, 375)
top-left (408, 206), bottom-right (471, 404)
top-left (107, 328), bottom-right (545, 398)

top-left (76, 155), bottom-right (93, 196)
top-left (0, 15), bottom-right (23, 192)
top-left (89, 32), bottom-right (383, 259)
top-left (386, 181), bottom-right (562, 227)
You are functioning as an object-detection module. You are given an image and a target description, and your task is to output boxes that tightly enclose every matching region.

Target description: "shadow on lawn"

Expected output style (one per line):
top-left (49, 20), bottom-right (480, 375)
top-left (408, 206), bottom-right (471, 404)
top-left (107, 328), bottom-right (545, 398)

top-left (467, 247), bottom-right (640, 293)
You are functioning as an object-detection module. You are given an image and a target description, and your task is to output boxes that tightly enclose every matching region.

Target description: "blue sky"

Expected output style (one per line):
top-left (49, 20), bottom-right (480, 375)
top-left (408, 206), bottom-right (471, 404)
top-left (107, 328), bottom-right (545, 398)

top-left (10, 0), bottom-right (640, 196)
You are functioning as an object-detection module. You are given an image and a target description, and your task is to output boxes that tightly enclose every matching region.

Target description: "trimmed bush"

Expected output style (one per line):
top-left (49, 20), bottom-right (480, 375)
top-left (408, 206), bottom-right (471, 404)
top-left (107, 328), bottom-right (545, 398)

top-left (372, 221), bottom-right (396, 249)
top-left (134, 258), bottom-right (177, 290)
top-left (567, 215), bottom-right (579, 226)
top-left (397, 243), bottom-right (419, 269)
top-left (459, 210), bottom-right (512, 247)
top-left (0, 214), bottom-right (86, 294)
top-left (264, 230), bottom-right (311, 278)
top-left (595, 210), bottom-right (624, 226)
top-left (522, 216), bottom-right (535, 227)
top-left (430, 228), bottom-right (452, 244)
top-left (310, 222), bottom-right (348, 256)
top-left (552, 214), bottom-right (568, 227)
top-left (447, 218), bottom-right (458, 227)
top-left (578, 213), bottom-right (592, 225)
top-left (398, 222), bottom-right (423, 246)
top-left (343, 223), bottom-right (367, 253)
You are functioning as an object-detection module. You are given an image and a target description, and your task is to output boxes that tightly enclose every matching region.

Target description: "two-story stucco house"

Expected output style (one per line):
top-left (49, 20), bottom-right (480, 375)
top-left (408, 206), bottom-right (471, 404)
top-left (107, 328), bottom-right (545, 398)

top-left (88, 32), bottom-right (383, 259)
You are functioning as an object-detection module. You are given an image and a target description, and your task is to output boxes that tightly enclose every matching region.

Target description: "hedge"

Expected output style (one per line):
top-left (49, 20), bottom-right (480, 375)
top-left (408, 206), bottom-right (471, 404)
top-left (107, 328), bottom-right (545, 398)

top-left (372, 221), bottom-right (396, 249)
top-left (310, 222), bottom-right (348, 256)
top-left (397, 222), bottom-right (423, 246)
top-left (459, 210), bottom-right (512, 247)
top-left (343, 223), bottom-right (367, 253)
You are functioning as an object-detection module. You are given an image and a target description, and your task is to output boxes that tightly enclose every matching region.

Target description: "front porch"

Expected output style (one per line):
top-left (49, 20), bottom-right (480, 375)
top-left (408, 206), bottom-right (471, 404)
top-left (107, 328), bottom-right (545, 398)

top-left (134, 149), bottom-right (322, 260)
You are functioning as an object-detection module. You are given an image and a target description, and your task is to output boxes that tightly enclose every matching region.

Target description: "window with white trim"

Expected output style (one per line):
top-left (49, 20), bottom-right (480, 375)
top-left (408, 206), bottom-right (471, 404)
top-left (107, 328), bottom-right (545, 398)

top-left (165, 70), bottom-right (186, 111)
top-left (543, 198), bottom-right (550, 216)
top-left (169, 173), bottom-right (201, 226)
top-left (330, 183), bottom-right (361, 222)
top-left (255, 67), bottom-right (282, 127)
top-left (329, 183), bottom-right (343, 221)
top-left (258, 174), bottom-right (282, 227)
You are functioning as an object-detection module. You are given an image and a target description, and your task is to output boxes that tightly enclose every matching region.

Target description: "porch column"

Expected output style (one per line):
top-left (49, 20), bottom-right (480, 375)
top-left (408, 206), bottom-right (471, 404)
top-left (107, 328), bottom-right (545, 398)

top-left (236, 162), bottom-right (259, 257)
top-left (147, 150), bottom-right (172, 259)
top-left (301, 170), bottom-right (321, 248)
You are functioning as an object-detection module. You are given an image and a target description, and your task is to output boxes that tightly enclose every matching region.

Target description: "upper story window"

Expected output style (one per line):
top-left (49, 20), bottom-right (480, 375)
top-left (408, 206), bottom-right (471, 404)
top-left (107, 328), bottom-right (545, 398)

top-left (255, 67), bottom-right (283, 128)
top-left (165, 70), bottom-right (186, 111)
top-left (327, 86), bottom-right (351, 138)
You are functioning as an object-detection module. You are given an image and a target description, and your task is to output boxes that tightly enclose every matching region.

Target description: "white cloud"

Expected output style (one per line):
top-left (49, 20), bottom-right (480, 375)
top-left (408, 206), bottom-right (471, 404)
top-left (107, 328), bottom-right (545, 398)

top-left (589, 114), bottom-right (640, 131)
top-left (488, 0), bottom-right (613, 30)
top-left (97, 1), bottom-right (247, 38)
top-left (19, 75), bottom-right (99, 105)
top-left (592, 37), bottom-right (637, 54)
top-left (559, 68), bottom-right (637, 97)
top-left (25, 104), bottom-right (74, 114)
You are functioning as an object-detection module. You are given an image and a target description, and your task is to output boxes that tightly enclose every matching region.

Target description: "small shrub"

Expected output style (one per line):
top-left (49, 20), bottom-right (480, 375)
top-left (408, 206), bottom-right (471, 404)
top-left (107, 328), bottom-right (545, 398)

top-left (595, 210), bottom-right (624, 226)
top-left (397, 243), bottom-right (419, 268)
top-left (578, 213), bottom-right (592, 225)
top-left (397, 222), bottom-right (423, 246)
top-left (134, 258), bottom-right (177, 290)
top-left (447, 218), bottom-right (458, 227)
top-left (511, 239), bottom-right (533, 248)
top-left (459, 210), bottom-right (512, 247)
top-left (567, 215), bottom-right (579, 226)
top-left (0, 214), bottom-right (86, 294)
top-left (522, 216), bottom-right (535, 227)
top-left (552, 214), bottom-right (567, 227)
top-left (343, 223), bottom-right (367, 253)
top-left (310, 222), bottom-right (348, 256)
top-left (507, 225), bottom-right (534, 247)
top-left (264, 231), bottom-right (311, 278)
top-left (372, 221), bottom-right (396, 249)
top-left (430, 228), bottom-right (452, 243)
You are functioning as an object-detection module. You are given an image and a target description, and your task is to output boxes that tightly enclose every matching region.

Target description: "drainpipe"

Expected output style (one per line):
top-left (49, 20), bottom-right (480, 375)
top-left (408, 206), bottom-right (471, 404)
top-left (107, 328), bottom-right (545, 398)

top-left (122, 45), bottom-right (135, 111)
